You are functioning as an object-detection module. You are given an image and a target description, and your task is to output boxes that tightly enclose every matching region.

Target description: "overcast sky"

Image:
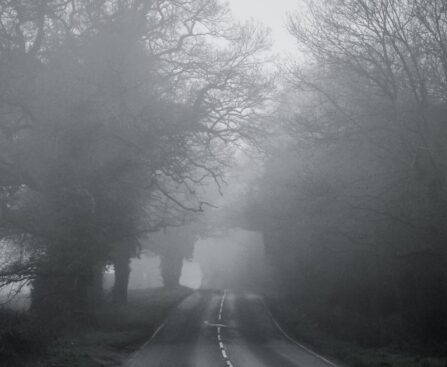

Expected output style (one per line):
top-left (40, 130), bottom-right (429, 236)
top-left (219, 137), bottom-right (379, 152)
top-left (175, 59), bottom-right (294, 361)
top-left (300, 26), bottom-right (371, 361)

top-left (226, 0), bottom-right (299, 55)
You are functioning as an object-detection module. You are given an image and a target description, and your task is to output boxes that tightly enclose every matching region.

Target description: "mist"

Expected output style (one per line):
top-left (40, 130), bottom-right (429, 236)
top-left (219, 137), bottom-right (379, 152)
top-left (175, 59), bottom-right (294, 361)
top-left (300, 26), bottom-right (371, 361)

top-left (1, 1), bottom-right (447, 367)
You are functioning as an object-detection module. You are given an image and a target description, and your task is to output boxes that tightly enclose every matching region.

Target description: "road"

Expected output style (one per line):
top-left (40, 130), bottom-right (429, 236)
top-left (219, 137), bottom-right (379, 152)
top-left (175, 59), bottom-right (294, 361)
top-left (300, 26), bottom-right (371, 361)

top-left (124, 290), bottom-right (339, 367)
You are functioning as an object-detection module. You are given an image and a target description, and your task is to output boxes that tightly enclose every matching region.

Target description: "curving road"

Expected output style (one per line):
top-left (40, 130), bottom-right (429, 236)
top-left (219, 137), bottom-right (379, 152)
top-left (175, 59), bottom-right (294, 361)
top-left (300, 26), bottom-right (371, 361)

top-left (124, 290), bottom-right (340, 367)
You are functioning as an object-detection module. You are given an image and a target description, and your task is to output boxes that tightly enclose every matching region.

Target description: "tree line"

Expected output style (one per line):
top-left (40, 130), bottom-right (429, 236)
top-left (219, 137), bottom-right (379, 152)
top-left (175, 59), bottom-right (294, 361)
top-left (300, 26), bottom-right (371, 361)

top-left (2, 0), bottom-right (447, 351)
top-left (244, 0), bottom-right (447, 347)
top-left (0, 0), bottom-right (270, 320)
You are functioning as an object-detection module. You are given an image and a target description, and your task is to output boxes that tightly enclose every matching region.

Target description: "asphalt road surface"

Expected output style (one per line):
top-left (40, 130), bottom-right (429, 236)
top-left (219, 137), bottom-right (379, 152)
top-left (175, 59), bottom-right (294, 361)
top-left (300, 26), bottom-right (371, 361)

top-left (125, 290), bottom-right (339, 367)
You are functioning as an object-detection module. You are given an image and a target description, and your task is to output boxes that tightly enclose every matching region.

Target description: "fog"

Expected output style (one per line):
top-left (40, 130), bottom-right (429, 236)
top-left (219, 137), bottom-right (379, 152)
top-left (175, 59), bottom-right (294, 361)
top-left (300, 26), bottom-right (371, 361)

top-left (121, 228), bottom-right (266, 291)
top-left (1, 1), bottom-right (447, 366)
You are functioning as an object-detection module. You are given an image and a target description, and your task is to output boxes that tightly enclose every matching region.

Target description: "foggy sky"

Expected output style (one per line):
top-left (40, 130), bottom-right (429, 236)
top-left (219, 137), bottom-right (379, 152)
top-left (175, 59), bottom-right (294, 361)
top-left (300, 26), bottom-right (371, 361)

top-left (226, 0), bottom-right (299, 55)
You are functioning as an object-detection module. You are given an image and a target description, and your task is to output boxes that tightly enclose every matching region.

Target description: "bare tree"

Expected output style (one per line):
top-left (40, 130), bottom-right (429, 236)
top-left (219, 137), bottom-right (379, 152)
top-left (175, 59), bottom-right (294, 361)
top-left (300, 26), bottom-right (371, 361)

top-left (0, 0), bottom-right (272, 313)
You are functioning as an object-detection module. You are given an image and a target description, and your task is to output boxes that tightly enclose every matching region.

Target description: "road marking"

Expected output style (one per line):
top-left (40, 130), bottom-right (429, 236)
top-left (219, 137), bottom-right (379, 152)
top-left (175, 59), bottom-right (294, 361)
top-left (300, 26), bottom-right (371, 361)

top-left (203, 321), bottom-right (228, 328)
top-left (124, 320), bottom-right (167, 366)
top-left (216, 290), bottom-right (234, 367)
top-left (148, 321), bottom-right (167, 343)
top-left (260, 298), bottom-right (338, 367)
top-left (218, 289), bottom-right (226, 321)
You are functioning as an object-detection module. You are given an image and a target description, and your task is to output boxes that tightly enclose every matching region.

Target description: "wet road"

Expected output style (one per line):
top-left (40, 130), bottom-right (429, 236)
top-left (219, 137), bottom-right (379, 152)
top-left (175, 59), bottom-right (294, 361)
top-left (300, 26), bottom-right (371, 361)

top-left (124, 290), bottom-right (339, 367)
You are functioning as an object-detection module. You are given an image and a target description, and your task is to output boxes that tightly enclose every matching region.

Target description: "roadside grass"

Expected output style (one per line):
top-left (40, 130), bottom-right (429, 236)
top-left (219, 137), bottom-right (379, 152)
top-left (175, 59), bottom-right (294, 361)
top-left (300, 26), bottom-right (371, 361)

top-left (1, 287), bottom-right (192, 367)
top-left (266, 296), bottom-right (447, 367)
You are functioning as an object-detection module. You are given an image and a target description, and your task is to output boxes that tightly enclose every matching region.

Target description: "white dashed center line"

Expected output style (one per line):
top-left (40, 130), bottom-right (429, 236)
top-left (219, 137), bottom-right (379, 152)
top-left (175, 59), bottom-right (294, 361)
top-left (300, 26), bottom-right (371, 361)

top-left (218, 290), bottom-right (225, 321)
top-left (216, 290), bottom-right (234, 367)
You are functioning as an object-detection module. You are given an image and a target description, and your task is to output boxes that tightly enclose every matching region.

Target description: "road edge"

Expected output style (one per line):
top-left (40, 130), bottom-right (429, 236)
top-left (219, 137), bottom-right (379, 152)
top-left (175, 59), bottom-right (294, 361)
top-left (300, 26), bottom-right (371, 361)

top-left (260, 297), bottom-right (341, 367)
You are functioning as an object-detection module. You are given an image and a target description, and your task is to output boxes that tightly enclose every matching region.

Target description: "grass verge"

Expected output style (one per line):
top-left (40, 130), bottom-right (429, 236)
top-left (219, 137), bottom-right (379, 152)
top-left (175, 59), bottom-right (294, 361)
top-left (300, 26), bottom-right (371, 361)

top-left (266, 295), bottom-right (447, 367)
top-left (1, 287), bottom-right (192, 367)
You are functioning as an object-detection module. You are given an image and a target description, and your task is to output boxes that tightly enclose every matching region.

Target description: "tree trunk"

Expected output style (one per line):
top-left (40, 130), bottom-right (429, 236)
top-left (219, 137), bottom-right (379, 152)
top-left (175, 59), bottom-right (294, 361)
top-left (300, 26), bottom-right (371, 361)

top-left (112, 253), bottom-right (130, 305)
top-left (160, 253), bottom-right (183, 288)
top-left (31, 262), bottom-right (101, 323)
top-left (31, 272), bottom-right (74, 320)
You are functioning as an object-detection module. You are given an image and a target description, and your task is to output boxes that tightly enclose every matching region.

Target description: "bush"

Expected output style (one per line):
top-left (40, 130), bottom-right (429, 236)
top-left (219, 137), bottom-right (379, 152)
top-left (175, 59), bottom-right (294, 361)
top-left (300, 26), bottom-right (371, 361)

top-left (0, 309), bottom-right (50, 363)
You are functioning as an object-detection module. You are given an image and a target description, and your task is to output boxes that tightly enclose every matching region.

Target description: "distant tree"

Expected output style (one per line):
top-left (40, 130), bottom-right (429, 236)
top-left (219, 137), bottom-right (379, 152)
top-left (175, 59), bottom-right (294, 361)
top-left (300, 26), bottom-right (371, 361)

top-left (146, 223), bottom-right (198, 288)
